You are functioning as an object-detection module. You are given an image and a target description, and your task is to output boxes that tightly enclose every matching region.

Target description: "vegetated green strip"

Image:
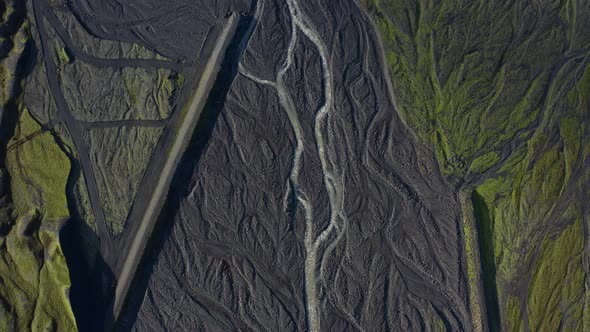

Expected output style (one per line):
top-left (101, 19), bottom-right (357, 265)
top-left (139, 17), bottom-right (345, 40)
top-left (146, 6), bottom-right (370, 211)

top-left (472, 61), bottom-right (589, 330)
top-left (468, 152), bottom-right (500, 175)
top-left (7, 109), bottom-right (70, 219)
top-left (527, 215), bottom-right (585, 331)
top-left (506, 295), bottom-right (523, 332)
top-left (1, 107), bottom-right (77, 331)
top-left (56, 47), bottom-right (71, 65)
top-left (363, 0), bottom-right (590, 329)
top-left (431, 316), bottom-right (447, 332)
top-left (472, 191), bottom-right (500, 332)
top-left (460, 191), bottom-right (483, 332)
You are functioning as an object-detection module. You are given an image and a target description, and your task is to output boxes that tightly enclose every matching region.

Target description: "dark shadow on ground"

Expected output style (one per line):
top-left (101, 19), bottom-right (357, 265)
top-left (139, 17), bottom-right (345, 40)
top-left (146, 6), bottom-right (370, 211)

top-left (472, 191), bottom-right (500, 332)
top-left (0, 96), bottom-right (17, 237)
top-left (60, 144), bottom-right (116, 332)
top-left (0, 0), bottom-right (26, 39)
top-left (113, 12), bottom-right (255, 332)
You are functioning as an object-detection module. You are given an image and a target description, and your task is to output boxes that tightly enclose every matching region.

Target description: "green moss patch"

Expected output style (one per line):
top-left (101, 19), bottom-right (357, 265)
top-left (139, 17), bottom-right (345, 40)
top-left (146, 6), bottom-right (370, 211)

top-left (527, 217), bottom-right (586, 331)
top-left (469, 152), bottom-right (500, 175)
top-left (0, 109), bottom-right (76, 330)
top-left (6, 108), bottom-right (71, 219)
top-left (506, 295), bottom-right (523, 332)
top-left (364, 1), bottom-right (590, 328)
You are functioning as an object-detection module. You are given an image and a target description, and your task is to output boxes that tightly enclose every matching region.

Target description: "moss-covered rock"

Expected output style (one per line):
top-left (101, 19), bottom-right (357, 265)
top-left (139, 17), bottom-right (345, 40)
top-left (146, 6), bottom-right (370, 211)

top-left (7, 108), bottom-right (71, 219)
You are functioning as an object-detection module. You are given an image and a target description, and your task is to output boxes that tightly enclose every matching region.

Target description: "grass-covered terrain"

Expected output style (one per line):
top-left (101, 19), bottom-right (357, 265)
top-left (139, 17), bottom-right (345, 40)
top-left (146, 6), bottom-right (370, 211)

top-left (1, 106), bottom-right (77, 330)
top-left (527, 214), bottom-right (585, 331)
top-left (7, 109), bottom-right (70, 219)
top-left (363, 0), bottom-right (590, 329)
top-left (460, 191), bottom-right (484, 331)
top-left (0, 2), bottom-right (77, 329)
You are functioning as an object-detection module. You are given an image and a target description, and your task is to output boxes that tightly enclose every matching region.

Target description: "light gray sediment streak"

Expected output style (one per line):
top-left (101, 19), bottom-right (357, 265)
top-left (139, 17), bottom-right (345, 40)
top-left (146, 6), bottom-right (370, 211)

top-left (240, 0), bottom-right (344, 328)
top-left (112, 14), bottom-right (238, 319)
top-left (238, 1), bottom-right (344, 329)
top-left (283, 1), bottom-right (345, 331)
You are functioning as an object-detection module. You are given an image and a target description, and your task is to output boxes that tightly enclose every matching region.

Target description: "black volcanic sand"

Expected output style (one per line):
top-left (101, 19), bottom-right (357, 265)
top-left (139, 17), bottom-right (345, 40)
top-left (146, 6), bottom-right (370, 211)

top-left (129, 0), bottom-right (472, 330)
top-left (31, 0), bottom-right (251, 330)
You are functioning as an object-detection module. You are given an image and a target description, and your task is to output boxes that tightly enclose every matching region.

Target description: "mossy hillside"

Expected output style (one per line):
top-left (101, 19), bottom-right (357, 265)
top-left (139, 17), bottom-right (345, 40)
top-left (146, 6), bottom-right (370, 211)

top-left (473, 139), bottom-right (572, 321)
top-left (468, 152), bottom-right (500, 175)
top-left (364, 0), bottom-right (590, 329)
top-left (1, 108), bottom-right (77, 330)
top-left (1, 109), bottom-right (75, 331)
top-left (527, 216), bottom-right (586, 331)
top-left (0, 214), bottom-right (77, 331)
top-left (0, 65), bottom-right (11, 104)
top-left (32, 229), bottom-right (77, 331)
top-left (362, 0), bottom-right (572, 177)
top-left (6, 108), bottom-right (70, 219)
top-left (472, 57), bottom-right (589, 321)
top-left (562, 63), bottom-right (590, 174)
top-left (0, 20), bottom-right (28, 105)
top-left (1, 211), bottom-right (44, 330)
top-left (0, 3), bottom-right (77, 330)
top-left (1, 4), bottom-right (15, 23)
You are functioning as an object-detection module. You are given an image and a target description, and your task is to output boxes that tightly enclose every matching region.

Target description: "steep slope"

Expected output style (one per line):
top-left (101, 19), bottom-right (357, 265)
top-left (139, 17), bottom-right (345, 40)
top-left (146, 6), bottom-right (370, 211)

top-left (0, 1), bottom-right (77, 329)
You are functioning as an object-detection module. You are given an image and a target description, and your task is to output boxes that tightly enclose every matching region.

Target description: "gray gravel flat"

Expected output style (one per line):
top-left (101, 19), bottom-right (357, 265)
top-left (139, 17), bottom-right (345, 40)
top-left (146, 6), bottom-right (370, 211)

top-left (130, 0), bottom-right (472, 330)
top-left (113, 14), bottom-right (239, 319)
